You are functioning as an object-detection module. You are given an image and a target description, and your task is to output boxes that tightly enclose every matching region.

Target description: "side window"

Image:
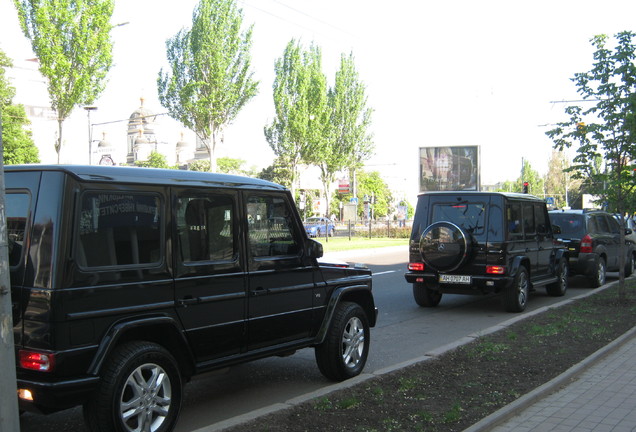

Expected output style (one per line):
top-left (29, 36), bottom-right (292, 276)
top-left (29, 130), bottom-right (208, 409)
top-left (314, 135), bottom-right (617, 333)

top-left (595, 215), bottom-right (610, 234)
top-left (176, 195), bottom-right (236, 262)
top-left (6, 192), bottom-right (30, 267)
top-left (522, 203), bottom-right (536, 238)
top-left (507, 202), bottom-right (523, 238)
top-left (606, 215), bottom-right (620, 235)
top-left (246, 194), bottom-right (300, 257)
top-left (78, 192), bottom-right (162, 267)
top-left (534, 204), bottom-right (549, 235)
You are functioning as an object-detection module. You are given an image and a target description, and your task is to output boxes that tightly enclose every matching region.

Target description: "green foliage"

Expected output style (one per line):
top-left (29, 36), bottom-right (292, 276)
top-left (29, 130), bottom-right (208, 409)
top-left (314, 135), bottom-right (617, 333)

top-left (0, 49), bottom-right (39, 164)
top-left (14, 0), bottom-right (114, 162)
top-left (135, 151), bottom-right (176, 169)
top-left (495, 160), bottom-right (544, 196)
top-left (257, 157), bottom-right (293, 188)
top-left (189, 159), bottom-right (211, 172)
top-left (334, 170), bottom-right (393, 219)
top-left (158, 0), bottom-right (258, 172)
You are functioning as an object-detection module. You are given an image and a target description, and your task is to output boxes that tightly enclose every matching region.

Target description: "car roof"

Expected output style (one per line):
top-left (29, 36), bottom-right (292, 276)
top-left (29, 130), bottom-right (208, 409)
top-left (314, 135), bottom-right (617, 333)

top-left (5, 164), bottom-right (286, 191)
top-left (418, 190), bottom-right (545, 202)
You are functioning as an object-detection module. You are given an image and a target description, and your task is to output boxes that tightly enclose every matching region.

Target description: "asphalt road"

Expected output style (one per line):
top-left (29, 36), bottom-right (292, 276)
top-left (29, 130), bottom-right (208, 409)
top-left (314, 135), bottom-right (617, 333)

top-left (19, 246), bottom-right (601, 432)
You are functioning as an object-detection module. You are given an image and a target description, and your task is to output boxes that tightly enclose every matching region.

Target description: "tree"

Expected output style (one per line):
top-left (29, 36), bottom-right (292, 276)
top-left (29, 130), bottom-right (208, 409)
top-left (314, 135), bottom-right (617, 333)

top-left (158, 0), bottom-right (258, 173)
top-left (0, 49), bottom-right (39, 165)
top-left (544, 150), bottom-right (582, 209)
top-left (14, 0), bottom-right (114, 163)
top-left (257, 156), bottom-right (293, 188)
top-left (265, 40), bottom-right (321, 197)
top-left (353, 170), bottom-right (392, 219)
top-left (134, 151), bottom-right (175, 169)
top-left (546, 31), bottom-right (636, 300)
top-left (305, 52), bottom-right (374, 220)
top-left (495, 160), bottom-right (544, 196)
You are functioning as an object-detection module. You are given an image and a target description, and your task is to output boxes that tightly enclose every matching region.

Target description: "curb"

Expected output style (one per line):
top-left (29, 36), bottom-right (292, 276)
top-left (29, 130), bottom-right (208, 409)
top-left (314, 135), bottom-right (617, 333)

top-left (194, 278), bottom-right (628, 432)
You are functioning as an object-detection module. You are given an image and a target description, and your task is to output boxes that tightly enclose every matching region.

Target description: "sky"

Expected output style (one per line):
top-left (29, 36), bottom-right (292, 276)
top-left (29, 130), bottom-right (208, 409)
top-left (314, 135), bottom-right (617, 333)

top-left (2, 0), bottom-right (636, 202)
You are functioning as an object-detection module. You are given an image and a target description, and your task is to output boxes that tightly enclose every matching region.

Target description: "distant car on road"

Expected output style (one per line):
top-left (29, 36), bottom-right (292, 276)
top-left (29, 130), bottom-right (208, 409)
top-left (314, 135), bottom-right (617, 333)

top-left (304, 216), bottom-right (335, 237)
top-left (549, 209), bottom-right (635, 287)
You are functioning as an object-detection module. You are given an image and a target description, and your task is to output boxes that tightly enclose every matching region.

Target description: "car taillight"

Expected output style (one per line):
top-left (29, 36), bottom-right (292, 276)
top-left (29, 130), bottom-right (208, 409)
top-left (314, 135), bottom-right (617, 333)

top-left (19, 350), bottom-right (55, 372)
top-left (486, 265), bottom-right (506, 275)
top-left (580, 234), bottom-right (593, 253)
top-left (408, 262), bottom-right (425, 271)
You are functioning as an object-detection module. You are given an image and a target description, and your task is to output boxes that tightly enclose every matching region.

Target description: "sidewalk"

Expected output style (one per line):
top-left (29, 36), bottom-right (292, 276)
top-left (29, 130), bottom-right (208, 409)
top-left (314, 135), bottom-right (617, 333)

top-left (467, 327), bottom-right (636, 432)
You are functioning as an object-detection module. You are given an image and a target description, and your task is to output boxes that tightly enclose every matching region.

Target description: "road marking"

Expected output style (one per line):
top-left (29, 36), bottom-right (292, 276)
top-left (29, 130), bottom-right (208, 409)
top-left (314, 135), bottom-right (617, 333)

top-left (373, 270), bottom-right (397, 276)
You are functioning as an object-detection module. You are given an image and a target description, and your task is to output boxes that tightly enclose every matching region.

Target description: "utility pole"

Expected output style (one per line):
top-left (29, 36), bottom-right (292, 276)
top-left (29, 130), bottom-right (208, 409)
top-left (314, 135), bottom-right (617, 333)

top-left (0, 108), bottom-right (20, 431)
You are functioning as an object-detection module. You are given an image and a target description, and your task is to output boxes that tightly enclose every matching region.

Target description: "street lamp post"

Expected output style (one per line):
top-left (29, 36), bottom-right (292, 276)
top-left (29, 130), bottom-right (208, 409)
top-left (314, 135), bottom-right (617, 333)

top-left (84, 106), bottom-right (97, 165)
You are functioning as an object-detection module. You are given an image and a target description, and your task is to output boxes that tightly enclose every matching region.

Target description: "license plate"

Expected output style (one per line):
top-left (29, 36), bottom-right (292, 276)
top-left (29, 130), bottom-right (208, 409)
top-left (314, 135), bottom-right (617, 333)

top-left (439, 274), bottom-right (471, 284)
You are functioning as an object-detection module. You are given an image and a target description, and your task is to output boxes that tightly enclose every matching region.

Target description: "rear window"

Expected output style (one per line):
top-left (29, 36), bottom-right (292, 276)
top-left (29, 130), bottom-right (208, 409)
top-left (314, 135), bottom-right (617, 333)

top-left (6, 192), bottom-right (30, 267)
top-left (431, 202), bottom-right (486, 235)
top-left (549, 213), bottom-right (585, 238)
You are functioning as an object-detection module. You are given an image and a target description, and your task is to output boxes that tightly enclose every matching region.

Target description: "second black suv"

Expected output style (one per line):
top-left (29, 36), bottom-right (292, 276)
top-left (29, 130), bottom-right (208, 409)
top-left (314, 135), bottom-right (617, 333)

top-left (548, 209), bottom-right (635, 287)
top-left (405, 192), bottom-right (569, 312)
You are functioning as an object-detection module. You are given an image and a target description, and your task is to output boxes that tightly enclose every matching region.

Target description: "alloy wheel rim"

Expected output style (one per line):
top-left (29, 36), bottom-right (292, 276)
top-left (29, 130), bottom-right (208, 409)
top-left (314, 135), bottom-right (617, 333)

top-left (120, 363), bottom-right (172, 432)
top-left (342, 317), bottom-right (365, 369)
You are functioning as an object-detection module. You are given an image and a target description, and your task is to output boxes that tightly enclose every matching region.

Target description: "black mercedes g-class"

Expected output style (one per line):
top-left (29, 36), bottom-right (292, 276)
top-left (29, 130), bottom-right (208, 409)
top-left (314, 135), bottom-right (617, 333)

top-left (7, 165), bottom-right (376, 432)
top-left (404, 191), bottom-right (568, 312)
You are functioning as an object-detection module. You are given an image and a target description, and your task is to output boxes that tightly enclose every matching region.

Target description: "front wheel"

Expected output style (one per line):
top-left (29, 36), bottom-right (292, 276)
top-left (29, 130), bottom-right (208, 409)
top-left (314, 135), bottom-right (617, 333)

top-left (315, 302), bottom-right (370, 382)
top-left (83, 341), bottom-right (182, 432)
top-left (546, 259), bottom-right (568, 297)
top-left (503, 266), bottom-right (529, 312)
top-left (413, 283), bottom-right (442, 307)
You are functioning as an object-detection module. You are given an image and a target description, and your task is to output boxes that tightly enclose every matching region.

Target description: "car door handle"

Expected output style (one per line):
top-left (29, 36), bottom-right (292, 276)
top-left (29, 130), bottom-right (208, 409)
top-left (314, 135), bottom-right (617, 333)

top-left (177, 296), bottom-right (199, 307)
top-left (251, 287), bottom-right (269, 296)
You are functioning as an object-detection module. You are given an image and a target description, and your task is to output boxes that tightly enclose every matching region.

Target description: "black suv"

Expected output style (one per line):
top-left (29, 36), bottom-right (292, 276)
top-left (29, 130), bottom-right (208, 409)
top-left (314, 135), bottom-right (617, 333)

top-left (7, 165), bottom-right (376, 432)
top-left (548, 209), bottom-right (635, 287)
top-left (404, 192), bottom-right (568, 312)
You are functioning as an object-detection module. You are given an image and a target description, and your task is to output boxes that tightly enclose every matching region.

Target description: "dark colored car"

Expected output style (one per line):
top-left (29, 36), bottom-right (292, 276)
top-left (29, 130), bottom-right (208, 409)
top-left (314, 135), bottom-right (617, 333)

top-left (304, 216), bottom-right (335, 237)
top-left (404, 191), bottom-right (569, 312)
top-left (7, 165), bottom-right (377, 432)
top-left (549, 209), bottom-right (635, 287)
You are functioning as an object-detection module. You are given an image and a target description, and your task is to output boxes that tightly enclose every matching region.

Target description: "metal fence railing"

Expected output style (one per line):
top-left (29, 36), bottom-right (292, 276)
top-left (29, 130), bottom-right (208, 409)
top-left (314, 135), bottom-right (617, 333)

top-left (313, 219), bottom-right (413, 240)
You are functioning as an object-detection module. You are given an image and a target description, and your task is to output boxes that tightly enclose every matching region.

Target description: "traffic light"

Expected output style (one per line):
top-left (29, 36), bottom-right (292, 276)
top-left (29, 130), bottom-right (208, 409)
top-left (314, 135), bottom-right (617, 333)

top-left (523, 182), bottom-right (529, 194)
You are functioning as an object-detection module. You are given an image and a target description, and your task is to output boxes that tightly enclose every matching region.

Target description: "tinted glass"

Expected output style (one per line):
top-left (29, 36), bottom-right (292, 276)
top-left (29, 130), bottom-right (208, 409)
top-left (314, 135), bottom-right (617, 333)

top-left (6, 193), bottom-right (30, 267)
top-left (548, 213), bottom-right (585, 238)
top-left (177, 195), bottom-right (236, 262)
top-left (247, 194), bottom-right (300, 257)
top-left (522, 203), bottom-right (536, 237)
top-left (431, 202), bottom-right (486, 235)
top-left (507, 202), bottom-right (523, 238)
top-left (535, 204), bottom-right (549, 235)
top-left (78, 192), bottom-right (162, 267)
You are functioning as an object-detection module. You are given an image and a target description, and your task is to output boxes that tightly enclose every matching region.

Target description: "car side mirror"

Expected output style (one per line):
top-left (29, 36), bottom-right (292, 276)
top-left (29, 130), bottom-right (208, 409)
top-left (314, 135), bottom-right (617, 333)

top-left (626, 228), bottom-right (633, 235)
top-left (552, 224), bottom-right (561, 235)
top-left (307, 239), bottom-right (323, 259)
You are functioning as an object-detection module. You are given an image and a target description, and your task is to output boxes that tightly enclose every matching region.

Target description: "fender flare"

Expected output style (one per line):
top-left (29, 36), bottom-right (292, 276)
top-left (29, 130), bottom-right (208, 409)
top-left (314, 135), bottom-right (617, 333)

top-left (87, 315), bottom-right (192, 376)
top-left (314, 284), bottom-right (376, 345)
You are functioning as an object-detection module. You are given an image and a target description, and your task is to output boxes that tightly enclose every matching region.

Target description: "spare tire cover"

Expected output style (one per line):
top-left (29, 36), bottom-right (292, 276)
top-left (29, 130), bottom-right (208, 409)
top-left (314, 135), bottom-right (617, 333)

top-left (419, 221), bottom-right (471, 272)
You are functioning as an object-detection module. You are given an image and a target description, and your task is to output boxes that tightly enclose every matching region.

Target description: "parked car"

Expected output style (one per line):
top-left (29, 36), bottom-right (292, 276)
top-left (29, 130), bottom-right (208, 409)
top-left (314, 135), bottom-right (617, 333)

top-left (7, 165), bottom-right (377, 432)
top-left (614, 213), bottom-right (636, 244)
top-left (404, 191), bottom-right (569, 312)
top-left (304, 216), bottom-right (335, 237)
top-left (549, 209), bottom-right (635, 287)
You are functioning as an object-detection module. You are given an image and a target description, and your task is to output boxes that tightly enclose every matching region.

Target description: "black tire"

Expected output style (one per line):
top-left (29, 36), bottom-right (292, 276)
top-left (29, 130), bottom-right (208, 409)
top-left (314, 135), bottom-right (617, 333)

top-left (590, 257), bottom-right (606, 288)
top-left (412, 282), bottom-right (442, 307)
top-left (503, 266), bottom-right (529, 312)
top-left (315, 302), bottom-right (370, 382)
top-left (625, 253), bottom-right (634, 277)
top-left (419, 222), bottom-right (471, 272)
top-left (328, 228), bottom-right (334, 237)
top-left (83, 341), bottom-right (182, 432)
top-left (546, 259), bottom-right (568, 297)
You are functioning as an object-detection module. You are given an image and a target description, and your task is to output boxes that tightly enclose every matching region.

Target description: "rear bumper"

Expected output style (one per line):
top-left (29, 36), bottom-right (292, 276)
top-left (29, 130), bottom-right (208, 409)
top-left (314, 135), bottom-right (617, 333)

top-left (404, 272), bottom-right (513, 294)
top-left (17, 375), bottom-right (100, 414)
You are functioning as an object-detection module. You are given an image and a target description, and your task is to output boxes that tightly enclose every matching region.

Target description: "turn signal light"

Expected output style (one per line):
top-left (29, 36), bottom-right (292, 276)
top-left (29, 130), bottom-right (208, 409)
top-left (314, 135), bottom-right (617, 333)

top-left (580, 235), bottom-right (593, 253)
top-left (408, 262), bottom-right (425, 271)
top-left (486, 265), bottom-right (505, 275)
top-left (19, 350), bottom-right (55, 372)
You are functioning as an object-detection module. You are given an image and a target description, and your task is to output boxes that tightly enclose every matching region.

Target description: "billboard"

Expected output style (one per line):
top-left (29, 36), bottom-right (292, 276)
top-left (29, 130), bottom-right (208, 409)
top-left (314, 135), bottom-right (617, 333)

top-left (419, 146), bottom-right (480, 192)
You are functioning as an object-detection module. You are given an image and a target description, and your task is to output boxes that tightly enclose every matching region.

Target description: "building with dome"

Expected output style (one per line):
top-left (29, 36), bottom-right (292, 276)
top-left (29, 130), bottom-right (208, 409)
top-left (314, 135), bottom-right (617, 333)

top-left (126, 97), bottom-right (159, 165)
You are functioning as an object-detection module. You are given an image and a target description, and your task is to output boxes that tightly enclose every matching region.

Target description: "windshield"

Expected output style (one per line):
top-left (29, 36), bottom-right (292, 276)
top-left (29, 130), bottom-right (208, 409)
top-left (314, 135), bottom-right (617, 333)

top-left (549, 213), bottom-right (585, 238)
top-left (431, 202), bottom-right (486, 235)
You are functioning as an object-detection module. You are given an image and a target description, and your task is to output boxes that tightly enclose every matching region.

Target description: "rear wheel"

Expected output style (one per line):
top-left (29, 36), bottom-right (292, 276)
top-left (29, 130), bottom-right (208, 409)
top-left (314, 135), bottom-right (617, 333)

top-left (83, 341), bottom-right (182, 432)
top-left (590, 257), bottom-right (606, 288)
top-left (546, 259), bottom-right (568, 297)
top-left (315, 302), bottom-right (369, 382)
top-left (413, 283), bottom-right (442, 307)
top-left (503, 266), bottom-right (529, 312)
